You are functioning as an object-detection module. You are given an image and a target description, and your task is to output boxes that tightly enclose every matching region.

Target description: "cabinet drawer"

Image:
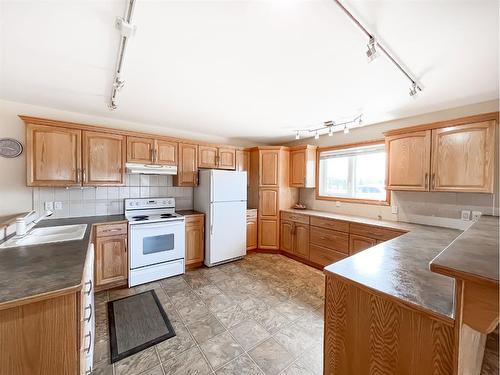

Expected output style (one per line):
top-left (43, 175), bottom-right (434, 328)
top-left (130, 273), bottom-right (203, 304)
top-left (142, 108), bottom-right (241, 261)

top-left (310, 226), bottom-right (349, 254)
top-left (310, 216), bottom-right (349, 233)
top-left (281, 211), bottom-right (310, 224)
top-left (309, 244), bottom-right (347, 267)
top-left (95, 223), bottom-right (127, 237)
top-left (185, 215), bottom-right (204, 226)
top-left (350, 223), bottom-right (404, 241)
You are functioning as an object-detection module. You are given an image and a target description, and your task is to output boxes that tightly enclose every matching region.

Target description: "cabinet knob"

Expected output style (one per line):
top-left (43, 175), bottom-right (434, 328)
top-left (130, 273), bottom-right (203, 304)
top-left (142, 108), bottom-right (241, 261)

top-left (84, 303), bottom-right (92, 323)
top-left (84, 280), bottom-right (92, 295)
top-left (84, 331), bottom-right (92, 354)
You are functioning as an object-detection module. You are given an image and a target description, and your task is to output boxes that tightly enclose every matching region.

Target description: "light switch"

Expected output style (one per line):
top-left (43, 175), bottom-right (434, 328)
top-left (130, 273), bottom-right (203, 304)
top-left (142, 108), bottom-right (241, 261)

top-left (391, 205), bottom-right (398, 214)
top-left (461, 210), bottom-right (471, 221)
top-left (54, 201), bottom-right (63, 210)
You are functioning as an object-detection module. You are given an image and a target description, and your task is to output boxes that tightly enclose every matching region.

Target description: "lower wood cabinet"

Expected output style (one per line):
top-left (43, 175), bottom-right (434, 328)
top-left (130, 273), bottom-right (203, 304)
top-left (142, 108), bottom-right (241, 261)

top-left (259, 218), bottom-right (279, 249)
top-left (309, 244), bottom-right (347, 267)
top-left (349, 234), bottom-right (376, 255)
top-left (94, 222), bottom-right (128, 291)
top-left (185, 214), bottom-right (204, 267)
top-left (246, 209), bottom-right (257, 251)
top-left (280, 220), bottom-right (309, 260)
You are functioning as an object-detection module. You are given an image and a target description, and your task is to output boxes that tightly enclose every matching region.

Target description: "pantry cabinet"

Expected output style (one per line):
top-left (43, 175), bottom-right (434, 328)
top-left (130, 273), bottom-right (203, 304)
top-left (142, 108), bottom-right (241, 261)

top-left (198, 145), bottom-right (236, 170)
top-left (385, 114), bottom-right (497, 193)
top-left (94, 223), bottom-right (128, 290)
top-left (289, 145), bottom-right (317, 188)
top-left (82, 131), bottom-right (126, 186)
top-left (185, 214), bottom-right (204, 267)
top-left (174, 143), bottom-right (198, 187)
top-left (26, 123), bottom-right (81, 186)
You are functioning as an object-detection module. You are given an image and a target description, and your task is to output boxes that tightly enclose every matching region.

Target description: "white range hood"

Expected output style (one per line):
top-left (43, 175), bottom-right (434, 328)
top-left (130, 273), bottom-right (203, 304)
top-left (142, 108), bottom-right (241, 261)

top-left (125, 163), bottom-right (177, 175)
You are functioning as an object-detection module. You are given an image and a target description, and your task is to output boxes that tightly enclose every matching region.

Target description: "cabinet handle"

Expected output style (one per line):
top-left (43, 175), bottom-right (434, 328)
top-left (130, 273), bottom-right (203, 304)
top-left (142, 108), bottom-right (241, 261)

top-left (84, 280), bottom-right (92, 295)
top-left (76, 168), bottom-right (81, 183)
top-left (154, 149), bottom-right (158, 163)
top-left (84, 303), bottom-right (92, 323)
top-left (424, 173), bottom-right (428, 189)
top-left (102, 228), bottom-right (122, 233)
top-left (82, 169), bottom-right (86, 183)
top-left (431, 173), bottom-right (435, 189)
top-left (84, 331), bottom-right (92, 354)
top-left (151, 148), bottom-right (154, 163)
top-left (85, 367), bottom-right (92, 375)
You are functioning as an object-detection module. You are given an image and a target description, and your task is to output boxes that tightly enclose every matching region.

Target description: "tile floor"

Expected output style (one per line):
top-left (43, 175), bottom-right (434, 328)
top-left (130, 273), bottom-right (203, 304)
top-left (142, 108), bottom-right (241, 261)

top-left (92, 253), bottom-right (325, 375)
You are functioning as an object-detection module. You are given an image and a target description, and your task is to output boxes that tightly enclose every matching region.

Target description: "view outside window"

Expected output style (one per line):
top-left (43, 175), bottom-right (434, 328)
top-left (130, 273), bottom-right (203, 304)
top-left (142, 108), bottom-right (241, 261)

top-left (318, 143), bottom-right (386, 202)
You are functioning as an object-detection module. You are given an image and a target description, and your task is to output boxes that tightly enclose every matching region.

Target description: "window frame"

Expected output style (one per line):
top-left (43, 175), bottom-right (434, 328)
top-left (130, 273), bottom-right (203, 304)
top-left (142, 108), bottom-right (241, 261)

top-left (315, 139), bottom-right (390, 206)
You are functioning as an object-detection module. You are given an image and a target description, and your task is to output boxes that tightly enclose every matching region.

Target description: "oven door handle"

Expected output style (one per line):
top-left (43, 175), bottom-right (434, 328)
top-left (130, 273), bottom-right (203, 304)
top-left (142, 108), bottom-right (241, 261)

top-left (130, 220), bottom-right (184, 230)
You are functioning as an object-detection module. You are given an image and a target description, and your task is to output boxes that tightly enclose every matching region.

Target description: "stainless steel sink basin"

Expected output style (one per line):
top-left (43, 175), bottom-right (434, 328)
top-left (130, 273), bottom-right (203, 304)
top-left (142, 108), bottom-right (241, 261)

top-left (0, 224), bottom-right (88, 249)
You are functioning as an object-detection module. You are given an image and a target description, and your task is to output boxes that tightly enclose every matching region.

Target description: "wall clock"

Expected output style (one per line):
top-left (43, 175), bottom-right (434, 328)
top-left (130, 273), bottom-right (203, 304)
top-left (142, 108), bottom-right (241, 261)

top-left (0, 138), bottom-right (23, 158)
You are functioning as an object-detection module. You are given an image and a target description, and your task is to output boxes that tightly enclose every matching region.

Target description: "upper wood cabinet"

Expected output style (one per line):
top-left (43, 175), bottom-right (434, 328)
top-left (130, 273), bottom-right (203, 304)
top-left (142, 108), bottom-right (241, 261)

top-left (385, 114), bottom-right (497, 193)
top-left (431, 121), bottom-right (495, 192)
top-left (289, 145), bottom-right (317, 188)
top-left (126, 136), bottom-right (177, 166)
top-left (386, 131), bottom-right (431, 191)
top-left (259, 150), bottom-right (280, 186)
top-left (26, 124), bottom-right (81, 187)
top-left (82, 131), bottom-right (125, 186)
top-left (198, 145), bottom-right (236, 170)
top-left (236, 149), bottom-right (250, 186)
top-left (259, 188), bottom-right (279, 217)
top-left (174, 143), bottom-right (198, 187)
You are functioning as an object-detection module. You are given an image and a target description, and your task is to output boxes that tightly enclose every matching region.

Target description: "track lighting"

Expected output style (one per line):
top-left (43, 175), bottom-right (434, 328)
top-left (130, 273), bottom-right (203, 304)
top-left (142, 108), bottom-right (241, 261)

top-left (293, 115), bottom-right (361, 140)
top-left (343, 125), bottom-right (349, 134)
top-left (328, 127), bottom-right (333, 136)
top-left (314, 131), bottom-right (320, 140)
top-left (366, 37), bottom-right (378, 63)
top-left (295, 131), bottom-right (300, 140)
top-left (409, 82), bottom-right (418, 98)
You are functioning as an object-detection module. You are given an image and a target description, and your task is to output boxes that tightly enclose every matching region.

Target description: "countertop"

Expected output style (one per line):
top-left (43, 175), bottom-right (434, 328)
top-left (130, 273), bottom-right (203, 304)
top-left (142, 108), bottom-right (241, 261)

top-left (430, 216), bottom-right (499, 286)
top-left (286, 208), bottom-right (462, 321)
top-left (177, 210), bottom-right (204, 216)
top-left (0, 215), bottom-right (126, 310)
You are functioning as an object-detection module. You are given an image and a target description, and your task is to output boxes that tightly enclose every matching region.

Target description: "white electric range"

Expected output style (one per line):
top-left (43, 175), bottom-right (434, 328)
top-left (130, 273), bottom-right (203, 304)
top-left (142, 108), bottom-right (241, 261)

top-left (125, 198), bottom-right (185, 287)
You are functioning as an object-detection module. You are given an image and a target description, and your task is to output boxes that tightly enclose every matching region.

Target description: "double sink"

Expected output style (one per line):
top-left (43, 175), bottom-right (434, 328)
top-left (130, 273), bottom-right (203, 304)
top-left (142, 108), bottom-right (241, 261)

top-left (0, 224), bottom-right (87, 249)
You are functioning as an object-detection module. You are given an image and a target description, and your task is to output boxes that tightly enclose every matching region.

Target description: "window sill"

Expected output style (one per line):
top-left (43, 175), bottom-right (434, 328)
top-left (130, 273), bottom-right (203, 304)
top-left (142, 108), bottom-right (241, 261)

top-left (315, 194), bottom-right (390, 206)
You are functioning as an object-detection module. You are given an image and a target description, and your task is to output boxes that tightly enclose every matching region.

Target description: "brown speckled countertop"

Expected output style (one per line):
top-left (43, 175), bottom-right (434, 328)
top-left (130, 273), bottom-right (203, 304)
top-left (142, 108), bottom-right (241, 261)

top-left (286, 208), bottom-right (462, 321)
top-left (0, 215), bottom-right (126, 310)
top-left (430, 216), bottom-right (499, 286)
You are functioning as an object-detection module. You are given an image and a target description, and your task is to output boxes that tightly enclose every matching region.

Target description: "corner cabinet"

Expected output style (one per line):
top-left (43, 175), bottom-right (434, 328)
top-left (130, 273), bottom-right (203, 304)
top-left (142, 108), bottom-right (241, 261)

top-left (174, 143), bottom-right (198, 187)
top-left (26, 123), bottom-right (82, 186)
top-left (185, 214), bottom-right (205, 267)
top-left (385, 114), bottom-right (497, 193)
top-left (289, 145), bottom-right (317, 188)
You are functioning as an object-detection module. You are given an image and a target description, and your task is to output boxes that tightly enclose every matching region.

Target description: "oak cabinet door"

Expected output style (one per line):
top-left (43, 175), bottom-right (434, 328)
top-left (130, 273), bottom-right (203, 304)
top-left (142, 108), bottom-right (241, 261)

top-left (431, 121), bottom-right (495, 192)
top-left (349, 234), bottom-right (376, 255)
top-left (386, 130), bottom-right (431, 191)
top-left (236, 150), bottom-right (250, 186)
top-left (294, 223), bottom-right (310, 259)
top-left (185, 219), bottom-right (204, 265)
top-left (127, 136), bottom-right (154, 164)
top-left (95, 235), bottom-right (127, 287)
top-left (246, 218), bottom-right (257, 251)
top-left (198, 145), bottom-right (218, 168)
top-left (259, 188), bottom-right (279, 217)
top-left (26, 124), bottom-right (81, 186)
top-left (155, 140), bottom-right (177, 166)
top-left (218, 147), bottom-right (236, 170)
top-left (259, 150), bottom-right (279, 186)
top-left (290, 150), bottom-right (306, 187)
top-left (175, 143), bottom-right (198, 186)
top-left (82, 131), bottom-right (125, 186)
top-left (280, 220), bottom-right (293, 253)
top-left (259, 218), bottom-right (279, 249)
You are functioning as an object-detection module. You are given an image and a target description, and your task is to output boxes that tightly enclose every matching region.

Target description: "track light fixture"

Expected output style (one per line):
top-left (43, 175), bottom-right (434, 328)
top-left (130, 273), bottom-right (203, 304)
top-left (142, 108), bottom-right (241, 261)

top-left (314, 131), bottom-right (320, 140)
top-left (343, 125), bottom-right (349, 134)
top-left (366, 37), bottom-right (378, 62)
top-left (328, 126), bottom-right (334, 136)
top-left (295, 131), bottom-right (300, 140)
top-left (333, 0), bottom-right (423, 97)
top-left (293, 114), bottom-right (362, 140)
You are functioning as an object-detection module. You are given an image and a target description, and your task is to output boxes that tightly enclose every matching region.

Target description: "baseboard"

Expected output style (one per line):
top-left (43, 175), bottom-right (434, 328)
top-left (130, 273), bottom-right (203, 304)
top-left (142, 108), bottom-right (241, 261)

top-left (186, 261), bottom-right (204, 270)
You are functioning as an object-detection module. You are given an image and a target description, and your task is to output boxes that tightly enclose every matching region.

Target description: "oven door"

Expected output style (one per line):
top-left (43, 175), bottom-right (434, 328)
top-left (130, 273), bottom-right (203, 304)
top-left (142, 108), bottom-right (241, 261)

top-left (129, 220), bottom-right (185, 269)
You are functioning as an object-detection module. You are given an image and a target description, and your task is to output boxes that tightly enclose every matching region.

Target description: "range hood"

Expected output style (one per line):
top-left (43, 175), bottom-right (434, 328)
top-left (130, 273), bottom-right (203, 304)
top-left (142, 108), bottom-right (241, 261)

top-left (125, 163), bottom-right (177, 175)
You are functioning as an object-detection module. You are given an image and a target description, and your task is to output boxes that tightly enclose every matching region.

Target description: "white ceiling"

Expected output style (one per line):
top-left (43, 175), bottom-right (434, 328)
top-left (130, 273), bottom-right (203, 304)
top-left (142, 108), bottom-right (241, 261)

top-left (0, 0), bottom-right (498, 144)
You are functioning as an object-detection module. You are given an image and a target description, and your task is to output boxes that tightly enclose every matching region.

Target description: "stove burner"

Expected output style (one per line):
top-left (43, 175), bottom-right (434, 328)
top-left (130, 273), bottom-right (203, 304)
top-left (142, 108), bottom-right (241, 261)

top-left (132, 215), bottom-right (149, 221)
top-left (160, 213), bottom-right (173, 218)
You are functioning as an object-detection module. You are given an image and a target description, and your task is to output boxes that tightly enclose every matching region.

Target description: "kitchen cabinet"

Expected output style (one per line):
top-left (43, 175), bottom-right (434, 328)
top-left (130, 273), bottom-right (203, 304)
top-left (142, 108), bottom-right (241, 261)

top-left (198, 145), bottom-right (236, 170)
top-left (94, 223), bottom-right (128, 290)
top-left (384, 114), bottom-right (497, 193)
top-left (259, 149), bottom-right (280, 186)
top-left (280, 213), bottom-right (310, 260)
top-left (259, 188), bottom-right (279, 217)
top-left (310, 226), bottom-right (349, 254)
top-left (349, 234), bottom-right (376, 255)
top-left (289, 145), bottom-right (317, 188)
top-left (236, 149), bottom-right (250, 186)
top-left (386, 130), bottom-right (431, 191)
top-left (26, 123), bottom-right (81, 186)
top-left (246, 209), bottom-right (257, 251)
top-left (185, 214), bottom-right (205, 267)
top-left (431, 121), bottom-right (495, 192)
top-left (280, 220), bottom-right (294, 254)
top-left (294, 223), bottom-right (310, 259)
top-left (259, 218), bottom-right (279, 249)
top-left (309, 243), bottom-right (346, 267)
top-left (82, 131), bottom-right (126, 186)
top-left (174, 143), bottom-right (198, 186)
top-left (127, 136), bottom-right (177, 166)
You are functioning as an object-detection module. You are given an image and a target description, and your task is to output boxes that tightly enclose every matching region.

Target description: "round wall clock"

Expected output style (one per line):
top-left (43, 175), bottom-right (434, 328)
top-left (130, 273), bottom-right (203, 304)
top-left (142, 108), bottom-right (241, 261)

top-left (0, 138), bottom-right (23, 158)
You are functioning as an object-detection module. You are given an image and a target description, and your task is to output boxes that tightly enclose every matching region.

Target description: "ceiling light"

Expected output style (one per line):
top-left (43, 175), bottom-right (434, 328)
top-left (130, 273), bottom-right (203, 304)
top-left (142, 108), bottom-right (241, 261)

top-left (358, 116), bottom-right (363, 126)
top-left (343, 125), bottom-right (349, 134)
top-left (295, 131), bottom-right (300, 140)
top-left (328, 127), bottom-right (333, 136)
top-left (409, 82), bottom-right (418, 98)
top-left (366, 37), bottom-right (378, 62)
top-left (314, 131), bottom-right (320, 140)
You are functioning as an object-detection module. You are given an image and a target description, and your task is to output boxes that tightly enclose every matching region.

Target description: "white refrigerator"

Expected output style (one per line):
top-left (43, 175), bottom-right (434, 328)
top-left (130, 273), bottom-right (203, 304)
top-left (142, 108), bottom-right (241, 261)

top-left (193, 169), bottom-right (247, 267)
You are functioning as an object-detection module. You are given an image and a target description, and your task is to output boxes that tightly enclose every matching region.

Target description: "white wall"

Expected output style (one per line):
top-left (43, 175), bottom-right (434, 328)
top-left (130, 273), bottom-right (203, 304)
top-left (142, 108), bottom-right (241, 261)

top-left (0, 99), bottom-right (250, 217)
top-left (290, 99), bottom-right (500, 224)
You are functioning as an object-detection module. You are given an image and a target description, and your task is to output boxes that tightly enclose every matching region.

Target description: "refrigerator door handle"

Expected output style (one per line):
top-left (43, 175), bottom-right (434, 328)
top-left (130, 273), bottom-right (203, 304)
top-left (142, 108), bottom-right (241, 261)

top-left (210, 205), bottom-right (214, 235)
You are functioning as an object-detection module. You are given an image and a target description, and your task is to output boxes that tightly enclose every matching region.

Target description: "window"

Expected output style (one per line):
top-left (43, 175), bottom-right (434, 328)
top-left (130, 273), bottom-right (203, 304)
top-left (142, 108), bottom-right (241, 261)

top-left (317, 142), bottom-right (388, 204)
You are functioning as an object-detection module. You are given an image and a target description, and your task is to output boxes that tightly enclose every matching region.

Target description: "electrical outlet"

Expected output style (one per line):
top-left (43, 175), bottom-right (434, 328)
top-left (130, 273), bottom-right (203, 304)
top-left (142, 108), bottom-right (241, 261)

top-left (44, 201), bottom-right (54, 211)
top-left (391, 205), bottom-right (398, 214)
top-left (461, 210), bottom-right (471, 221)
top-left (471, 211), bottom-right (482, 221)
top-left (54, 201), bottom-right (63, 210)
top-left (336, 201), bottom-right (341, 207)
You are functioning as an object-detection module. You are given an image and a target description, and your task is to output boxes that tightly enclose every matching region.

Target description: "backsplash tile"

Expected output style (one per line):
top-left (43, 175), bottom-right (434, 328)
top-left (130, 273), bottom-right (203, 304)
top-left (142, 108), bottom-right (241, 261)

top-left (34, 175), bottom-right (194, 219)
